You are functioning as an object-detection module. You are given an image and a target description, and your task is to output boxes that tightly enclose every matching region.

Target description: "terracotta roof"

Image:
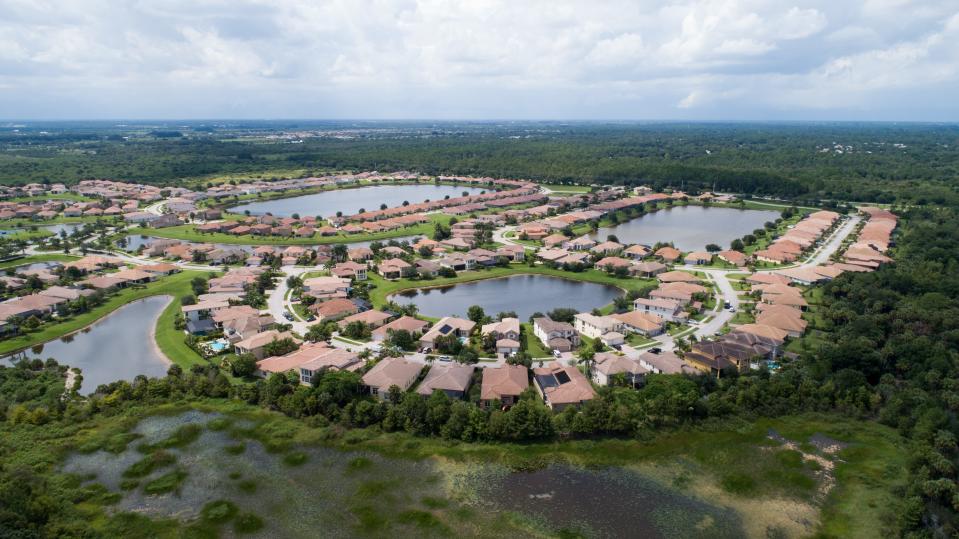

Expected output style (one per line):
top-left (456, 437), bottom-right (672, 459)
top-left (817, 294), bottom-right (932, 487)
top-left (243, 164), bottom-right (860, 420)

top-left (416, 363), bottom-right (474, 395)
top-left (481, 364), bottom-right (529, 401)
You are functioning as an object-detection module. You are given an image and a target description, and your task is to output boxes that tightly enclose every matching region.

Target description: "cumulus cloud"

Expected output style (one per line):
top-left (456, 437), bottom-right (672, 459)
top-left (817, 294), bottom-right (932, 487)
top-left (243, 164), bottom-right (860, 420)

top-left (0, 0), bottom-right (955, 119)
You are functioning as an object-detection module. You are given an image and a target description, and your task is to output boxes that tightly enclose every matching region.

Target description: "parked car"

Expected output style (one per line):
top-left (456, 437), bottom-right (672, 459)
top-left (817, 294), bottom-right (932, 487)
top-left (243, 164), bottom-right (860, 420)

top-left (283, 311), bottom-right (294, 321)
top-left (649, 347), bottom-right (662, 354)
top-left (438, 355), bottom-right (452, 362)
top-left (553, 350), bottom-right (562, 358)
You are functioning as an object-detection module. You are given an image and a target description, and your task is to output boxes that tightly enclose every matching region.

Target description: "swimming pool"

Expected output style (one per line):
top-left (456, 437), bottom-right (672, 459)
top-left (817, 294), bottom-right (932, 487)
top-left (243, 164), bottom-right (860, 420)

top-left (207, 339), bottom-right (229, 353)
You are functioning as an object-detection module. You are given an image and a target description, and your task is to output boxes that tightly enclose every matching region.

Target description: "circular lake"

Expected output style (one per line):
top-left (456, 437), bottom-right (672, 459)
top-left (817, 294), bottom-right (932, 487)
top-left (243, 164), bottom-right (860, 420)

top-left (5, 296), bottom-right (172, 394)
top-left (390, 274), bottom-right (622, 319)
top-left (229, 184), bottom-right (487, 218)
top-left (589, 205), bottom-right (780, 251)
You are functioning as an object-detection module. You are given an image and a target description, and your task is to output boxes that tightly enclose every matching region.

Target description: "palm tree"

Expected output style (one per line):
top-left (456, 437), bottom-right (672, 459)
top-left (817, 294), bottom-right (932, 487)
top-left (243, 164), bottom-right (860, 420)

top-left (577, 345), bottom-right (596, 376)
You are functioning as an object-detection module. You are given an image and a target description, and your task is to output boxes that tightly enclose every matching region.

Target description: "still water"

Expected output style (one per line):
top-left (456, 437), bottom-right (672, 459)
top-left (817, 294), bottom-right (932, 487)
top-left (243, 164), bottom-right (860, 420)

top-left (391, 274), bottom-right (622, 319)
top-left (229, 184), bottom-right (486, 217)
top-left (6, 296), bottom-right (171, 393)
top-left (589, 205), bottom-right (779, 251)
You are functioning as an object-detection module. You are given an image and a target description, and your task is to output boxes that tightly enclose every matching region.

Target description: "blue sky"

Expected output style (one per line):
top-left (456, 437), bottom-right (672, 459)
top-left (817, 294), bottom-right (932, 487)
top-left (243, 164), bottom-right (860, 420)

top-left (1, 0), bottom-right (957, 121)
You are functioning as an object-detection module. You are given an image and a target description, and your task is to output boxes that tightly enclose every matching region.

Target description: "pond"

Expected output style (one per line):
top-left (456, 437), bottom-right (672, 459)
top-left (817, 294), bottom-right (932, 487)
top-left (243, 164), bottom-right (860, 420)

top-left (229, 184), bottom-right (486, 218)
top-left (43, 223), bottom-right (85, 235)
top-left (5, 296), bottom-right (171, 393)
top-left (119, 235), bottom-right (255, 254)
top-left (473, 464), bottom-right (743, 538)
top-left (12, 261), bottom-right (62, 273)
top-left (345, 234), bottom-right (423, 249)
top-left (61, 410), bottom-right (745, 538)
top-left (390, 274), bottom-right (622, 319)
top-left (588, 205), bottom-right (780, 251)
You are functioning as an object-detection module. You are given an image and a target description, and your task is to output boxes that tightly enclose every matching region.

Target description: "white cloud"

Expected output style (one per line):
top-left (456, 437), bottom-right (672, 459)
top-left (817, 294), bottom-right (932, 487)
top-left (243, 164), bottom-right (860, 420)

top-left (0, 0), bottom-right (955, 119)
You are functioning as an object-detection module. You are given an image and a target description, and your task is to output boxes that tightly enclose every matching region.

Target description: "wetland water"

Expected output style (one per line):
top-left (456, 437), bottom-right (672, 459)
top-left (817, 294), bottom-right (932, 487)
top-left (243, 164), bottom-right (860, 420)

top-left (390, 274), bottom-right (622, 319)
top-left (229, 184), bottom-right (486, 217)
top-left (63, 410), bottom-right (745, 538)
top-left (5, 296), bottom-right (171, 393)
top-left (589, 205), bottom-right (780, 251)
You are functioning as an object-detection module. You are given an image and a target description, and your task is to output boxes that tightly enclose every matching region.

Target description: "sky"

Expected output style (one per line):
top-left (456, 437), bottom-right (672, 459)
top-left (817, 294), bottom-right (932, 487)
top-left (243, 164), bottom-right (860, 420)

top-left (1, 0), bottom-right (957, 121)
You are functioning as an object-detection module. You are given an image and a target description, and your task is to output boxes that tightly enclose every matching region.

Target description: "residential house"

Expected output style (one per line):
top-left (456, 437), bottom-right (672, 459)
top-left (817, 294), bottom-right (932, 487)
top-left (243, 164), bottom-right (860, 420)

top-left (630, 261), bottom-right (667, 277)
top-left (610, 310), bottom-right (665, 336)
top-left (337, 309), bottom-right (392, 329)
top-left (591, 352), bottom-right (648, 387)
top-left (363, 357), bottom-right (423, 399)
top-left (638, 350), bottom-right (694, 374)
top-left (371, 316), bottom-right (430, 342)
top-left (532, 317), bottom-right (579, 352)
top-left (309, 297), bottom-right (359, 322)
top-left (684, 251), bottom-right (713, 265)
top-left (480, 364), bottom-right (529, 409)
top-left (234, 330), bottom-right (297, 360)
top-left (331, 261), bottom-right (368, 281)
top-left (420, 317), bottom-right (476, 348)
top-left (416, 363), bottom-right (474, 398)
top-left (481, 317), bottom-right (521, 341)
top-left (633, 297), bottom-right (686, 323)
top-left (623, 244), bottom-right (651, 260)
top-left (533, 364), bottom-right (596, 411)
top-left (655, 246), bottom-right (682, 263)
top-left (573, 313), bottom-right (624, 340)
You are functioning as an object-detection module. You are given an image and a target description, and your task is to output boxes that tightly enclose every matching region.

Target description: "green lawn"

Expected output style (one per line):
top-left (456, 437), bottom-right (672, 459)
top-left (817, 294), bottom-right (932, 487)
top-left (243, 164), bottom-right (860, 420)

top-left (154, 287), bottom-right (207, 370)
top-left (0, 228), bottom-right (53, 241)
top-left (143, 214), bottom-right (452, 246)
top-left (7, 193), bottom-right (95, 203)
top-left (540, 183), bottom-right (592, 193)
top-left (0, 271), bottom-right (207, 360)
top-left (365, 265), bottom-right (655, 309)
top-left (0, 215), bottom-right (115, 228)
top-left (0, 253), bottom-right (79, 271)
top-left (626, 333), bottom-right (656, 347)
top-left (521, 323), bottom-right (550, 358)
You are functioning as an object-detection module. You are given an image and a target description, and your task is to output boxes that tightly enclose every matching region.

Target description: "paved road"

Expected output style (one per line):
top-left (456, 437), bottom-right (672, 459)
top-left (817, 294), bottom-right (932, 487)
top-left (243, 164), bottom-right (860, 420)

top-left (492, 224), bottom-right (520, 246)
top-left (266, 265), bottom-right (313, 334)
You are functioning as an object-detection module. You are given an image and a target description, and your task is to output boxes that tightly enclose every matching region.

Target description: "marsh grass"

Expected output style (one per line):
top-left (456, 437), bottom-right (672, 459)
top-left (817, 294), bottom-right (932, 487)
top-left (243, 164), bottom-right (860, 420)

top-left (123, 450), bottom-right (177, 478)
top-left (143, 469), bottom-right (188, 495)
top-left (233, 512), bottom-right (264, 534)
top-left (200, 500), bottom-right (238, 523)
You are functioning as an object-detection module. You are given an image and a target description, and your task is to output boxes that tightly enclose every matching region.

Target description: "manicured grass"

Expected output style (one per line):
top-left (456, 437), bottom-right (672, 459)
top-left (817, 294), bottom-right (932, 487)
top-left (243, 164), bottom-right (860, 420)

top-left (0, 215), bottom-right (112, 227)
top-left (142, 214), bottom-right (451, 246)
top-left (0, 270), bottom-right (207, 357)
top-left (7, 193), bottom-right (95, 203)
top-left (0, 229), bottom-right (54, 242)
top-left (521, 323), bottom-right (550, 358)
top-left (0, 253), bottom-right (79, 271)
top-left (626, 333), bottom-right (656, 347)
top-left (366, 265), bottom-right (655, 309)
top-left (540, 183), bottom-right (592, 193)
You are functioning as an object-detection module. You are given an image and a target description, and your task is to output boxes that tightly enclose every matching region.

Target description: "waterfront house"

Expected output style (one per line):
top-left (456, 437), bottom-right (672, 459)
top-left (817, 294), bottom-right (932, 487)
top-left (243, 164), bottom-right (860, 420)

top-left (533, 364), bottom-right (596, 411)
top-left (591, 352), bottom-right (648, 387)
top-left (532, 317), bottom-right (579, 352)
top-left (416, 363), bottom-right (474, 398)
top-left (420, 317), bottom-right (476, 348)
top-left (480, 364), bottom-right (529, 409)
top-left (362, 357), bottom-right (423, 399)
top-left (371, 316), bottom-right (430, 342)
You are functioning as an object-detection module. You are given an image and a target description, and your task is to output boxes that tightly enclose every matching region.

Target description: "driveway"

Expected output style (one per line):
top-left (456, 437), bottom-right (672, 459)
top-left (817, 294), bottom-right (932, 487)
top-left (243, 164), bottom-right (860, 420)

top-left (266, 265), bottom-right (314, 334)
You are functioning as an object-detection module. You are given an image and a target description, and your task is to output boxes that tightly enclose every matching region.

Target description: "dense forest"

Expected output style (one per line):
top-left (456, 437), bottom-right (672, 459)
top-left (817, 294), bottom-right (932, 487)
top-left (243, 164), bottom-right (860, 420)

top-left (2, 121), bottom-right (958, 205)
